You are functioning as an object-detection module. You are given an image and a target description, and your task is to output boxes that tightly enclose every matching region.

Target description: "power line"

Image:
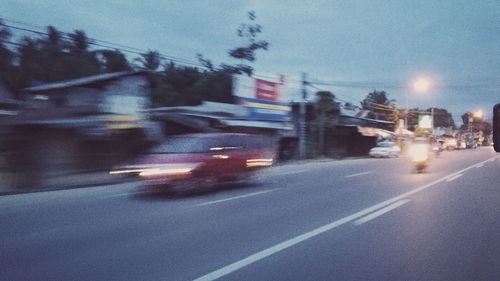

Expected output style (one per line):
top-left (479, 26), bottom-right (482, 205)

top-left (0, 19), bottom-right (207, 69)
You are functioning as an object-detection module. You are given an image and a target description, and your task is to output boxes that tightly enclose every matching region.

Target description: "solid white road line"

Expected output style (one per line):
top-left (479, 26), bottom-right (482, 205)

top-left (475, 163), bottom-right (484, 168)
top-left (193, 155), bottom-right (498, 281)
top-left (196, 189), bottom-right (278, 207)
top-left (446, 174), bottom-right (463, 182)
top-left (345, 171), bottom-right (372, 178)
top-left (353, 199), bottom-right (410, 225)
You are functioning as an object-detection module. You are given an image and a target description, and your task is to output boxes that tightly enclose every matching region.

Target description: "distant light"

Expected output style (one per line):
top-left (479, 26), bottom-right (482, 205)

top-left (413, 78), bottom-right (431, 93)
top-left (473, 110), bottom-right (483, 119)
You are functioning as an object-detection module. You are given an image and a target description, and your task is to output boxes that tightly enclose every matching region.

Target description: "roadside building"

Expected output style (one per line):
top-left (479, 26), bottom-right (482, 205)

top-left (291, 102), bottom-right (395, 157)
top-left (1, 71), bottom-right (159, 189)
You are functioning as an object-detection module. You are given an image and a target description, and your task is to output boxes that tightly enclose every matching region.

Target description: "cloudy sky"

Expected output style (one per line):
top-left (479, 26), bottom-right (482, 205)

top-left (3, 0), bottom-right (500, 122)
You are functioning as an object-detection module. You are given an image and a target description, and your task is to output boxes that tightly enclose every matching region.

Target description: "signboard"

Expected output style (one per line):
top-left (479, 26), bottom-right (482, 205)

top-left (233, 75), bottom-right (291, 121)
top-left (418, 114), bottom-right (433, 129)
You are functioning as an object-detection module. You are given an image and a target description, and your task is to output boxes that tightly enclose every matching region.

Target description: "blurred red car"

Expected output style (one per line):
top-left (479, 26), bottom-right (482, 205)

top-left (112, 133), bottom-right (275, 192)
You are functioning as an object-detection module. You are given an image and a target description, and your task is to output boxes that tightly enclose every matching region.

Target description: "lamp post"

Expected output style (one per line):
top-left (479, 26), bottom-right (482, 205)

top-left (412, 77), bottom-right (432, 133)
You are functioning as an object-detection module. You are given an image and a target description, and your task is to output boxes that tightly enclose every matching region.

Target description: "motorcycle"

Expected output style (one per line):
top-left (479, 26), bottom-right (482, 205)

top-left (409, 143), bottom-right (430, 173)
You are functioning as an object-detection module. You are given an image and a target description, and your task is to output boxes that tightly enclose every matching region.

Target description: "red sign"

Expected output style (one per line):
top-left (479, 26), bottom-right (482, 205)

top-left (255, 79), bottom-right (278, 101)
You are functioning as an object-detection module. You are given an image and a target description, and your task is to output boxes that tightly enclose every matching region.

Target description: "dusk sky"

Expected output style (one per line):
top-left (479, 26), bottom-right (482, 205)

top-left (3, 0), bottom-right (499, 123)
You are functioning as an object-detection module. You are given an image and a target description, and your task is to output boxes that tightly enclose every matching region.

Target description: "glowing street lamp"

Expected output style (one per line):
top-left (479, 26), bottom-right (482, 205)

top-left (404, 77), bottom-right (433, 130)
top-left (413, 78), bottom-right (431, 94)
top-left (473, 110), bottom-right (483, 119)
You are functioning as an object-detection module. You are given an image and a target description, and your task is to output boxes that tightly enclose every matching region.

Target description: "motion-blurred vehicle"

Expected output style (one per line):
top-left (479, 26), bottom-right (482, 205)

top-left (409, 142), bottom-right (430, 173)
top-left (111, 133), bottom-right (275, 192)
top-left (369, 141), bottom-right (401, 158)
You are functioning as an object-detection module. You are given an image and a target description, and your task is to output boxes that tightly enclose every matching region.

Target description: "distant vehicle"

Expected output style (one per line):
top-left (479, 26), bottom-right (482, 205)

top-left (111, 133), bottom-right (275, 193)
top-left (369, 141), bottom-right (401, 158)
top-left (466, 140), bottom-right (477, 149)
top-left (458, 141), bottom-right (466, 149)
top-left (443, 138), bottom-right (458, 150)
top-left (431, 142), bottom-right (443, 156)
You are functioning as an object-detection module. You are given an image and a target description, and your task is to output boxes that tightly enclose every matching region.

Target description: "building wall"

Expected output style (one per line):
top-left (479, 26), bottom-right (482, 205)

top-left (100, 76), bottom-right (150, 116)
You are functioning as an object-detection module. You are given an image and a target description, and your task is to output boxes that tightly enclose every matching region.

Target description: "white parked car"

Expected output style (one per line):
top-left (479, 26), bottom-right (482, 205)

top-left (369, 142), bottom-right (401, 158)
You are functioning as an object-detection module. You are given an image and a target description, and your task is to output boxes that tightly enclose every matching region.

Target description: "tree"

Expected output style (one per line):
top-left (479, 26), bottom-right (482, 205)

top-left (425, 107), bottom-right (455, 129)
top-left (65, 30), bottom-right (101, 78)
top-left (98, 49), bottom-right (131, 72)
top-left (198, 11), bottom-right (269, 76)
top-left (0, 20), bottom-right (15, 91)
top-left (360, 90), bottom-right (397, 130)
top-left (135, 50), bottom-right (161, 71)
top-left (310, 91), bottom-right (340, 157)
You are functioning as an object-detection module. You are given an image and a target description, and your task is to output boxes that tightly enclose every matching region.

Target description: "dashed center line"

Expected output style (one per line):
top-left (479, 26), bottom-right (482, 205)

top-left (353, 199), bottom-right (410, 225)
top-left (345, 171), bottom-right (372, 178)
top-left (193, 155), bottom-right (497, 281)
top-left (446, 174), bottom-right (463, 182)
top-left (196, 189), bottom-right (278, 206)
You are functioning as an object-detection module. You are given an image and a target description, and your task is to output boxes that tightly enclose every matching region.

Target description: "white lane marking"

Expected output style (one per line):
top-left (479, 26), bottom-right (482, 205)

top-left (353, 199), bottom-right (410, 225)
top-left (345, 171), bottom-right (372, 178)
top-left (475, 163), bottom-right (484, 168)
top-left (196, 189), bottom-right (278, 207)
top-left (446, 174), bottom-right (463, 182)
top-left (193, 155), bottom-right (498, 281)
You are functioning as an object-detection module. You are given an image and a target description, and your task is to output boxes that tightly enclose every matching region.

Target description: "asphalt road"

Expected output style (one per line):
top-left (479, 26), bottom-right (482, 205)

top-left (1, 147), bottom-right (499, 281)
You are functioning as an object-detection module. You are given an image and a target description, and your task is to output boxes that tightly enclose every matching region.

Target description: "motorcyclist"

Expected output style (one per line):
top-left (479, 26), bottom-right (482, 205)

top-left (409, 137), bottom-right (431, 173)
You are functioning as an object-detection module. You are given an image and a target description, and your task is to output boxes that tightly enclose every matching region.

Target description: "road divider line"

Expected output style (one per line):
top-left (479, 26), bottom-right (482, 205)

top-left (446, 174), bottom-right (463, 182)
top-left (196, 189), bottom-right (278, 207)
top-left (353, 199), bottom-right (410, 225)
top-left (475, 163), bottom-right (484, 168)
top-left (345, 171), bottom-right (372, 178)
top-left (193, 155), bottom-right (497, 281)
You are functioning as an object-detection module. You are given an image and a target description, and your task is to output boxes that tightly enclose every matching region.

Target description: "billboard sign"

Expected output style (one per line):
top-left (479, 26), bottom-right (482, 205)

top-left (418, 114), bottom-right (433, 129)
top-left (233, 75), bottom-right (291, 121)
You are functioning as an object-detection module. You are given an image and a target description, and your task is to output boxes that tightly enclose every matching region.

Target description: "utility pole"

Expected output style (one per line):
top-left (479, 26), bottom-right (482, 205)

top-left (404, 92), bottom-right (408, 130)
top-left (299, 72), bottom-right (308, 159)
top-left (431, 107), bottom-right (434, 137)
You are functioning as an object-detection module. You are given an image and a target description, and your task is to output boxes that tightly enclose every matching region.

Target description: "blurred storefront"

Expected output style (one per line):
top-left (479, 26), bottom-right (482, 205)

top-left (0, 71), bottom-right (159, 189)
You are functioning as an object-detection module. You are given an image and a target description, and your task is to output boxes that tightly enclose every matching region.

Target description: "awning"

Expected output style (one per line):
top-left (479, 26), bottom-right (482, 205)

top-left (358, 127), bottom-right (395, 138)
top-left (220, 119), bottom-right (293, 130)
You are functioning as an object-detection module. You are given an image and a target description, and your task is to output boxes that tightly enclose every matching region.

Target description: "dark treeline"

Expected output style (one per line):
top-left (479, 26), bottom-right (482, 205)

top-left (0, 11), bottom-right (268, 107)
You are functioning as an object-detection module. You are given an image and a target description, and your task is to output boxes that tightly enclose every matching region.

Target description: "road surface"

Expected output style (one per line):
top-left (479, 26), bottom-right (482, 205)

top-left (1, 147), bottom-right (499, 281)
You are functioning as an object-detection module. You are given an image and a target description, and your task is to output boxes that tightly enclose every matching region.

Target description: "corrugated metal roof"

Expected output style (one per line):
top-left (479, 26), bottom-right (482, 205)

top-left (150, 101), bottom-right (241, 116)
top-left (23, 71), bottom-right (149, 92)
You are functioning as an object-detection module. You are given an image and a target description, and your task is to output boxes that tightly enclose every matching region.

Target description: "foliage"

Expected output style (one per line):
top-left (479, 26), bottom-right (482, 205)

top-left (135, 50), bottom-right (161, 71)
top-left (0, 19), bottom-right (15, 92)
top-left (198, 11), bottom-right (269, 76)
top-left (360, 90), bottom-right (396, 119)
top-left (425, 108), bottom-right (455, 129)
top-left (308, 91), bottom-right (340, 157)
top-left (360, 90), bottom-right (398, 130)
top-left (98, 50), bottom-right (131, 72)
top-left (460, 112), bottom-right (491, 135)
top-left (0, 18), bottom-right (254, 107)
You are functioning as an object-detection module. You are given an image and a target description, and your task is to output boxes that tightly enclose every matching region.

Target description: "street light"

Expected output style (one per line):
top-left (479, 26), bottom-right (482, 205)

top-left (405, 77), bottom-right (432, 130)
top-left (473, 110), bottom-right (483, 119)
top-left (413, 78), bottom-right (431, 94)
